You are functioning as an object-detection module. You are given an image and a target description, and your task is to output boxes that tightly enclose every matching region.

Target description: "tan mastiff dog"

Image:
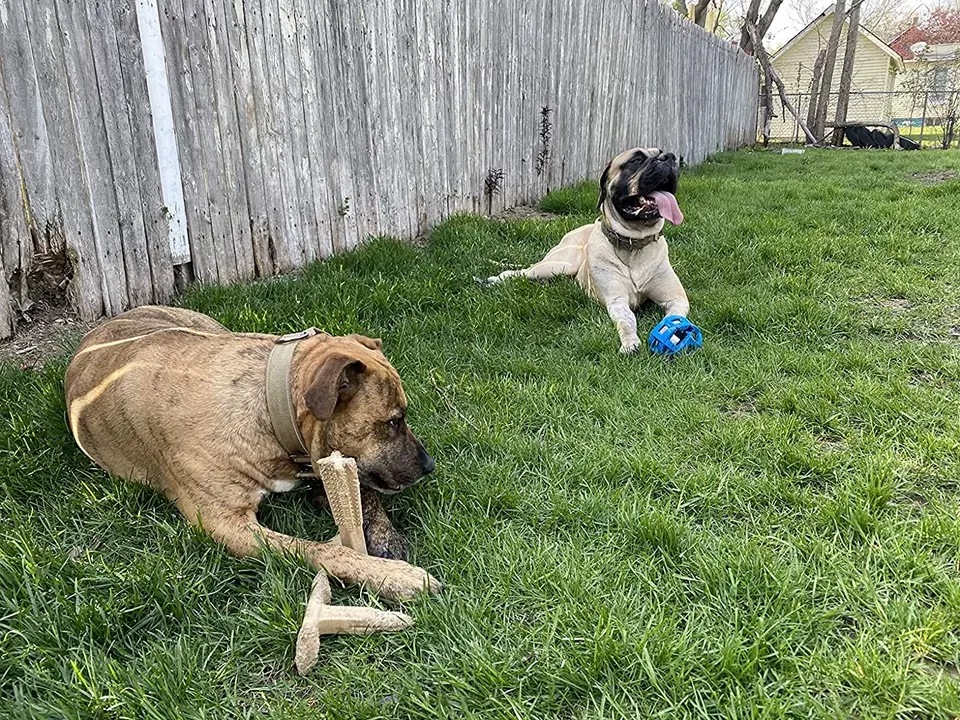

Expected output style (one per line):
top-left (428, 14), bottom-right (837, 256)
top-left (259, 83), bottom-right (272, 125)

top-left (64, 305), bottom-right (441, 601)
top-left (486, 147), bottom-right (689, 353)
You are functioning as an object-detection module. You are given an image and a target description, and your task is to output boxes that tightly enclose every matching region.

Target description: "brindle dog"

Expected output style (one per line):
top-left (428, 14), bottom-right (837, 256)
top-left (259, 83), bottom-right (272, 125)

top-left (64, 306), bottom-right (441, 601)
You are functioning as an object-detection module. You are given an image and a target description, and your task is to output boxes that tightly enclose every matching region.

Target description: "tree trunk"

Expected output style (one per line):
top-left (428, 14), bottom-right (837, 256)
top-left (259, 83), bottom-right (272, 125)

top-left (806, 48), bottom-right (827, 131)
top-left (739, 0), bottom-right (762, 52)
top-left (692, 0), bottom-right (712, 27)
top-left (831, 0), bottom-right (861, 145)
top-left (747, 23), bottom-right (818, 145)
top-left (757, 0), bottom-right (786, 41)
top-left (813, 0), bottom-right (848, 139)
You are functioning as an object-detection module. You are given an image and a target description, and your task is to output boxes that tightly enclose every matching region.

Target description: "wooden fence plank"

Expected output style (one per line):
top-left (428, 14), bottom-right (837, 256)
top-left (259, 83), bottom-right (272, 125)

top-left (86, 0), bottom-right (155, 308)
top-left (257, 0), bottom-right (306, 269)
top-left (114, 0), bottom-right (175, 303)
top-left (22, 1), bottom-right (105, 319)
top-left (275, 0), bottom-right (316, 264)
top-left (0, 74), bottom-right (30, 331)
top-left (204, 0), bottom-right (255, 280)
top-left (0, 0), bottom-right (60, 257)
top-left (221, 0), bottom-right (271, 277)
top-left (291, 0), bottom-right (332, 259)
top-left (181, 0), bottom-right (238, 282)
top-left (159, 0), bottom-right (218, 283)
top-left (55, 0), bottom-right (130, 315)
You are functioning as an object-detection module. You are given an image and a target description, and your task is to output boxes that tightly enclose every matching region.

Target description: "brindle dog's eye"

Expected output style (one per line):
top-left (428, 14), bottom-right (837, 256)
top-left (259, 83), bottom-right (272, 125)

top-left (387, 417), bottom-right (403, 431)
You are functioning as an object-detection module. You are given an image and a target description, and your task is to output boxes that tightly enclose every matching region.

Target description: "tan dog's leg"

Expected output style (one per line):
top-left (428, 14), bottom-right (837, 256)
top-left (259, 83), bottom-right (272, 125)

top-left (485, 227), bottom-right (590, 285)
top-left (187, 502), bottom-right (441, 601)
top-left (487, 259), bottom-right (577, 284)
top-left (647, 266), bottom-right (690, 318)
top-left (605, 297), bottom-right (641, 354)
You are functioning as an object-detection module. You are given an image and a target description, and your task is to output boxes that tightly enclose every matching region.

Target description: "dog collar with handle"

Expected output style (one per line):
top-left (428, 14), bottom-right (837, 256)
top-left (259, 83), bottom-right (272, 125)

top-left (600, 220), bottom-right (661, 250)
top-left (266, 328), bottom-right (329, 476)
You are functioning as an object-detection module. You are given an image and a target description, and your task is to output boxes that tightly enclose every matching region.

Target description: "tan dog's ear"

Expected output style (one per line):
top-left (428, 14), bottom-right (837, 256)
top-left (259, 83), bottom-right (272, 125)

top-left (597, 161), bottom-right (612, 211)
top-left (304, 355), bottom-right (368, 420)
top-left (347, 334), bottom-right (383, 352)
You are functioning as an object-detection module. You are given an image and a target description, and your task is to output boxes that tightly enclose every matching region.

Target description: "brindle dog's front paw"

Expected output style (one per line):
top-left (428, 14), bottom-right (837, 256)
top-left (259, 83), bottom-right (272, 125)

top-left (365, 524), bottom-right (409, 561)
top-left (369, 558), bottom-right (443, 601)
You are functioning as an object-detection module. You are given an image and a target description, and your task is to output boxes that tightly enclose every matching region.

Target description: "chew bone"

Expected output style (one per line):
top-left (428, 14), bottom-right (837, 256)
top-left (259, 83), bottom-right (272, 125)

top-left (294, 573), bottom-right (413, 675)
top-left (295, 451), bottom-right (413, 675)
top-left (313, 451), bottom-right (366, 554)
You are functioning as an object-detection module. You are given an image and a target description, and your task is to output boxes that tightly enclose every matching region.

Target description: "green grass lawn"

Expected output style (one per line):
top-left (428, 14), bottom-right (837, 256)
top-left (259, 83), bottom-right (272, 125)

top-left (3, 149), bottom-right (960, 718)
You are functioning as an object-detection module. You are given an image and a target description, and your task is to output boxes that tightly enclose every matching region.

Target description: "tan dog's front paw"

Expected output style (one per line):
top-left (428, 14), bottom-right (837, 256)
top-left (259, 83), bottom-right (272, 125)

top-left (619, 339), bottom-right (641, 354)
top-left (367, 558), bottom-right (443, 601)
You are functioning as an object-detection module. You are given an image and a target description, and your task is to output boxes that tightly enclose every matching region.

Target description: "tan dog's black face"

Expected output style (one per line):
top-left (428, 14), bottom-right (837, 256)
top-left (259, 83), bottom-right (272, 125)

top-left (301, 336), bottom-right (434, 494)
top-left (598, 147), bottom-right (683, 228)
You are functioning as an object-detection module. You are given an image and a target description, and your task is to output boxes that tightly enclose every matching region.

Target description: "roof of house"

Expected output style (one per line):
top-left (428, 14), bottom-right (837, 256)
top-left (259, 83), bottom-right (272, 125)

top-left (773, 7), bottom-right (904, 68)
top-left (890, 10), bottom-right (960, 60)
top-left (889, 26), bottom-right (927, 60)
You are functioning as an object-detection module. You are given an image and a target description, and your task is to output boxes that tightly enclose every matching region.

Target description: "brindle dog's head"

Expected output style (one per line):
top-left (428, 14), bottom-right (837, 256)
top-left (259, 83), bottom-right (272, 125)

top-left (597, 147), bottom-right (683, 233)
top-left (296, 335), bottom-right (433, 494)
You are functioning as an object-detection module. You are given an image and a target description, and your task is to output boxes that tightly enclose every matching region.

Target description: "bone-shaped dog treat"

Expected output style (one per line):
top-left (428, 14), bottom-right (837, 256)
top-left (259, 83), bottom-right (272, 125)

top-left (295, 452), bottom-right (413, 675)
top-left (313, 451), bottom-right (366, 554)
top-left (294, 572), bottom-right (413, 675)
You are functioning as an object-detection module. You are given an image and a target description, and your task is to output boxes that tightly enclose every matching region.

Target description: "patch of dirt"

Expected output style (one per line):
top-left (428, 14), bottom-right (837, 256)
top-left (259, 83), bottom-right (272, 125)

top-left (921, 661), bottom-right (960, 680)
top-left (496, 205), bottom-right (560, 222)
top-left (0, 303), bottom-right (98, 370)
top-left (725, 400), bottom-right (757, 419)
top-left (817, 438), bottom-right (846, 453)
top-left (877, 297), bottom-right (913, 311)
top-left (910, 170), bottom-right (960, 185)
top-left (854, 296), bottom-right (914, 312)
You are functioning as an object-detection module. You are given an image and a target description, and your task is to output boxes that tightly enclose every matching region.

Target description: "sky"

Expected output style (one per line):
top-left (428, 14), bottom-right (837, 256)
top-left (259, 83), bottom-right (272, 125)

top-left (763, 0), bottom-right (932, 46)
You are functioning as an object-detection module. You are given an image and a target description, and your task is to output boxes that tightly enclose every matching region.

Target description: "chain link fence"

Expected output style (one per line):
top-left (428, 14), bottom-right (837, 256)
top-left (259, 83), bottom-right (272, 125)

top-left (760, 90), bottom-right (959, 148)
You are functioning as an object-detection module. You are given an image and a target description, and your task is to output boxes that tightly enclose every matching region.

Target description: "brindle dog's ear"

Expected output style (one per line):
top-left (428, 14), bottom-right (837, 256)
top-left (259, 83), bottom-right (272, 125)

top-left (597, 161), bottom-right (612, 211)
top-left (304, 354), bottom-right (368, 420)
top-left (347, 334), bottom-right (383, 352)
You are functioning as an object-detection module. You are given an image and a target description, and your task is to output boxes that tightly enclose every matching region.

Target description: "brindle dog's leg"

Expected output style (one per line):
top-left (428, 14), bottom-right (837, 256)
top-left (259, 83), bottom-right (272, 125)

top-left (308, 482), bottom-right (409, 560)
top-left (360, 488), bottom-right (409, 561)
top-left (187, 501), bottom-right (440, 601)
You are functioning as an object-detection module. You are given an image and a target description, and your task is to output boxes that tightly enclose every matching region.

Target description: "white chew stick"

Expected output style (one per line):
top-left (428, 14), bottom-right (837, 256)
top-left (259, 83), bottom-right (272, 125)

top-left (294, 573), bottom-right (413, 675)
top-left (313, 451), bottom-right (366, 554)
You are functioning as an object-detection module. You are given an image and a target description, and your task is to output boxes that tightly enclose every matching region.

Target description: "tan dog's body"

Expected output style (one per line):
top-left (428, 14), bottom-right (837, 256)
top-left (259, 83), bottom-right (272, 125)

top-left (487, 147), bottom-right (689, 353)
top-left (64, 306), bottom-right (440, 601)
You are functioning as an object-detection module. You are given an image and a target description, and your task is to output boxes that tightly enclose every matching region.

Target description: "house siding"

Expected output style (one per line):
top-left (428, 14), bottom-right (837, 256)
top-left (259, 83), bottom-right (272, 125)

top-left (893, 57), bottom-right (960, 120)
top-left (769, 15), bottom-right (899, 139)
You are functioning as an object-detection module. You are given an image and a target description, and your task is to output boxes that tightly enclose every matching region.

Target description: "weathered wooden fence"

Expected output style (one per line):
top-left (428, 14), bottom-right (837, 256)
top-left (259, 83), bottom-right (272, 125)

top-left (0, 0), bottom-right (759, 338)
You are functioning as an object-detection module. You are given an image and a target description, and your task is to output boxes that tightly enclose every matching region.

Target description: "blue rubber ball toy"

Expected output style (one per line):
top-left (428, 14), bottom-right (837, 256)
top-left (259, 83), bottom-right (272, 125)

top-left (648, 315), bottom-right (703, 356)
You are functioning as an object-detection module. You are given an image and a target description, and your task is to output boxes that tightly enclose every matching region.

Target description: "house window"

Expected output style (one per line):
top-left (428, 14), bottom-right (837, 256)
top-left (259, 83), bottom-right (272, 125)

top-left (933, 67), bottom-right (950, 93)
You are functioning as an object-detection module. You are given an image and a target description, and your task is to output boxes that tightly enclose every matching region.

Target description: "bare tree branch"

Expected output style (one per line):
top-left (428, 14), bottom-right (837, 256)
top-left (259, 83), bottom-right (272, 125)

top-left (747, 22), bottom-right (819, 145)
top-left (757, 0), bottom-right (786, 40)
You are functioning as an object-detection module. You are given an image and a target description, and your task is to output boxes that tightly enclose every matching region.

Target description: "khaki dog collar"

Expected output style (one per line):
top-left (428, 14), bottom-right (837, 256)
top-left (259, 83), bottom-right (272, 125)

top-left (600, 220), bottom-right (660, 250)
top-left (266, 328), bottom-right (328, 468)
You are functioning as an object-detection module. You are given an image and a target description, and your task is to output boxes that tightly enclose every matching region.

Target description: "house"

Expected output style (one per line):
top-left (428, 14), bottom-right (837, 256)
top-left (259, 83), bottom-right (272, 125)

top-left (889, 10), bottom-right (960, 124)
top-left (768, 7), bottom-right (904, 140)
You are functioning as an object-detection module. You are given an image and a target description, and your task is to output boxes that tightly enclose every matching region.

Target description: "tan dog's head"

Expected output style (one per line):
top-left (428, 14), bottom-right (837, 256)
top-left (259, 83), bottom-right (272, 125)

top-left (296, 335), bottom-right (434, 494)
top-left (597, 147), bottom-right (683, 233)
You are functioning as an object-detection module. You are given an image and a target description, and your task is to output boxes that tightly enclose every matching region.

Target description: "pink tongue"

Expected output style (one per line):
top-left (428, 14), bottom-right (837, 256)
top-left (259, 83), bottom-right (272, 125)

top-left (650, 191), bottom-right (683, 225)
